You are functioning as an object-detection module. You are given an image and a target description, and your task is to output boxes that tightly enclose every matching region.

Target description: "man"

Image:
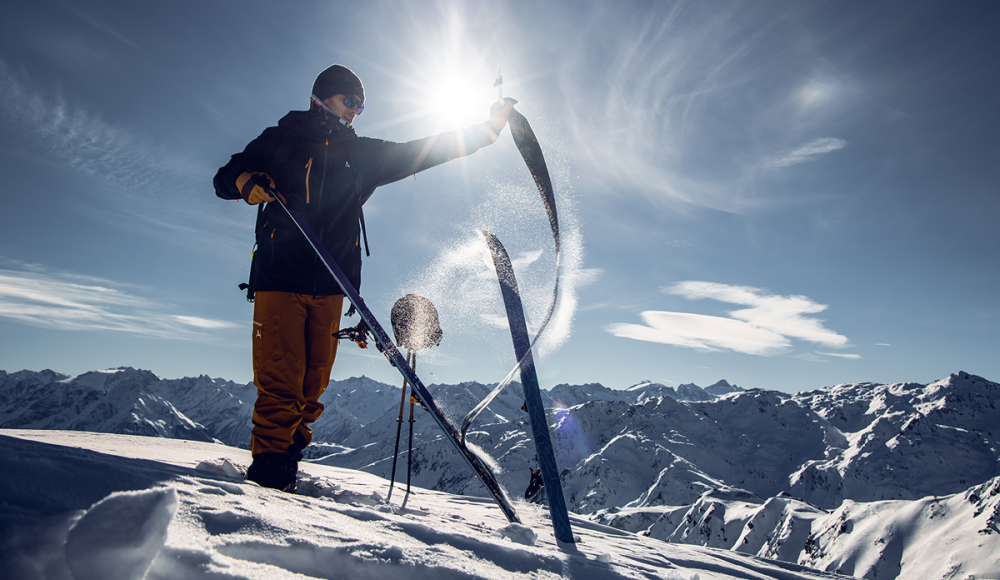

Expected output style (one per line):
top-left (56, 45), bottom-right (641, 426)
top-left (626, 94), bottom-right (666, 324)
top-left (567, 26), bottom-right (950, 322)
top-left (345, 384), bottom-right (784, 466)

top-left (214, 64), bottom-right (515, 491)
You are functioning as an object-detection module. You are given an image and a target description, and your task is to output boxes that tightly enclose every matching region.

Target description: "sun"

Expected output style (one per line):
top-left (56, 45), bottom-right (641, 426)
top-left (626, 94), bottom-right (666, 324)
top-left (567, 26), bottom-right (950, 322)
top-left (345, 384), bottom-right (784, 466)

top-left (423, 73), bottom-right (497, 130)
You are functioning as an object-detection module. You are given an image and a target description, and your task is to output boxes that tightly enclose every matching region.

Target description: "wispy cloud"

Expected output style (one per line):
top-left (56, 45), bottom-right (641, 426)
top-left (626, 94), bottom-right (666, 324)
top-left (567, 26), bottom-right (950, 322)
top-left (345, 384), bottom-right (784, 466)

top-left (554, 3), bottom-right (857, 214)
top-left (63, 5), bottom-right (146, 53)
top-left (0, 265), bottom-right (239, 340)
top-left (817, 351), bottom-right (861, 360)
top-left (607, 281), bottom-right (850, 357)
top-left (793, 350), bottom-right (861, 363)
top-left (0, 58), bottom-right (214, 216)
top-left (767, 138), bottom-right (847, 168)
top-left (0, 59), bottom-right (163, 193)
top-left (558, 3), bottom-right (750, 212)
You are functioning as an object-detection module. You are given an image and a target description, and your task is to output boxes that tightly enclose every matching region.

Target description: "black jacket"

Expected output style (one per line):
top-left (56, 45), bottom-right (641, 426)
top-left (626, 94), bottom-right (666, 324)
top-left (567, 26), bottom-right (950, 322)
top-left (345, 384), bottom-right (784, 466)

top-left (215, 110), bottom-right (496, 295)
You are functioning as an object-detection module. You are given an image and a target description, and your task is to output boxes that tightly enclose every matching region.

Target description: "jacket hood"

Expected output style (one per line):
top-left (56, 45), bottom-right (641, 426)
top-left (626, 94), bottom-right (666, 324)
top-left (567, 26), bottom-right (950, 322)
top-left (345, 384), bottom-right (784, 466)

top-left (278, 110), bottom-right (357, 142)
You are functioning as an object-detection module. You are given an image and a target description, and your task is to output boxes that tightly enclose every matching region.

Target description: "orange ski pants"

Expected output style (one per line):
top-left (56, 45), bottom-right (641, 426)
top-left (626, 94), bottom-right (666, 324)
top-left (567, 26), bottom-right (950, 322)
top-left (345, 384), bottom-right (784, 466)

top-left (251, 291), bottom-right (343, 456)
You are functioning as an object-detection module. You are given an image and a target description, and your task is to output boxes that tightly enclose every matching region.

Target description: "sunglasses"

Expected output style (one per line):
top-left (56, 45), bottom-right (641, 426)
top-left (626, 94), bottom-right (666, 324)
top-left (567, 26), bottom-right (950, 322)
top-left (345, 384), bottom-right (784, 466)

top-left (343, 94), bottom-right (364, 114)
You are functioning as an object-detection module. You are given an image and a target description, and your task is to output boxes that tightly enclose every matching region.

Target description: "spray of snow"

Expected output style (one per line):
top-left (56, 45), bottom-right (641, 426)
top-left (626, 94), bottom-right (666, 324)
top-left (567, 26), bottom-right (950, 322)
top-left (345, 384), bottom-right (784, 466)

top-left (397, 109), bottom-right (598, 370)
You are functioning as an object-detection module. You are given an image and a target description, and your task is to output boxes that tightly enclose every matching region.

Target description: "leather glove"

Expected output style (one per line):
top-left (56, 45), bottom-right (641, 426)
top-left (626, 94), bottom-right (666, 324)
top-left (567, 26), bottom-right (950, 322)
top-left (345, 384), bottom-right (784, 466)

top-left (235, 171), bottom-right (277, 205)
top-left (489, 98), bottom-right (518, 141)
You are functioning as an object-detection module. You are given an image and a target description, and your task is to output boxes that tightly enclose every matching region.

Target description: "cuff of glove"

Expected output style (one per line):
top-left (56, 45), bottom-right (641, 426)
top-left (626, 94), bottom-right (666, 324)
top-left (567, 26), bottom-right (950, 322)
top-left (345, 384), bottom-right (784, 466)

top-left (236, 171), bottom-right (276, 205)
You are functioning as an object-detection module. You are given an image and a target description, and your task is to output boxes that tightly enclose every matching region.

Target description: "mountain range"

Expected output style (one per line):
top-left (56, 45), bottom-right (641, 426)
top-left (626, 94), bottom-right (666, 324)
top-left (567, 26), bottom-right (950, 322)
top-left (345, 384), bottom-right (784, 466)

top-left (2, 366), bottom-right (997, 580)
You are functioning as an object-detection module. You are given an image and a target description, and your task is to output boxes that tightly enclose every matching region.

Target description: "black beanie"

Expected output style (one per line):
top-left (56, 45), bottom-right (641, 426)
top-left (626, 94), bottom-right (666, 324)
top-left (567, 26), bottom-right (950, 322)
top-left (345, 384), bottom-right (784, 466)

top-left (312, 65), bottom-right (365, 103)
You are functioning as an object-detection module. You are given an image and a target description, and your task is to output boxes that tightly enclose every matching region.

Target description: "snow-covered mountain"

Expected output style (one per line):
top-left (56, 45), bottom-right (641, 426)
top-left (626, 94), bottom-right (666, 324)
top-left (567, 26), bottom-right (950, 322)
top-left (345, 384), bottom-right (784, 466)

top-left (3, 366), bottom-right (999, 579)
top-left (789, 371), bottom-right (1000, 505)
top-left (0, 368), bottom-right (224, 442)
top-left (705, 380), bottom-right (744, 397)
top-left (0, 368), bottom-right (396, 451)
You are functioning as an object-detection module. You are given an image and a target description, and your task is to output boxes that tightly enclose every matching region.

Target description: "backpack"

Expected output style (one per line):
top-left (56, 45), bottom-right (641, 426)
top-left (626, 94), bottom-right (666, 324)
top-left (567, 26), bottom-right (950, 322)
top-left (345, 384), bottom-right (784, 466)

top-left (213, 129), bottom-right (298, 302)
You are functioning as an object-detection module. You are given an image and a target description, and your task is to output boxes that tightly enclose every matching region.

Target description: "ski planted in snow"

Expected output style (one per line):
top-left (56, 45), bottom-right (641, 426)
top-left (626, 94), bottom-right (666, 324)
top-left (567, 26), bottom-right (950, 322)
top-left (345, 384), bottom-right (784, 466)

top-left (482, 230), bottom-right (574, 544)
top-left (270, 193), bottom-right (520, 525)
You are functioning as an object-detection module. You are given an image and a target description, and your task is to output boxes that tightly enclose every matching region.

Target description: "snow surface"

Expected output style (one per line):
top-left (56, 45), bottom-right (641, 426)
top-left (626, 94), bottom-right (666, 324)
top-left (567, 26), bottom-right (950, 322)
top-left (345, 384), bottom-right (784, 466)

top-left (0, 429), bottom-right (846, 580)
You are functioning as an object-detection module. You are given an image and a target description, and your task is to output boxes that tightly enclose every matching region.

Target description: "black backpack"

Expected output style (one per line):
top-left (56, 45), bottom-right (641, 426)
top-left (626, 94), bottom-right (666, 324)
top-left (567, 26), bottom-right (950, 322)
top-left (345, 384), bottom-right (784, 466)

top-left (213, 130), bottom-right (298, 302)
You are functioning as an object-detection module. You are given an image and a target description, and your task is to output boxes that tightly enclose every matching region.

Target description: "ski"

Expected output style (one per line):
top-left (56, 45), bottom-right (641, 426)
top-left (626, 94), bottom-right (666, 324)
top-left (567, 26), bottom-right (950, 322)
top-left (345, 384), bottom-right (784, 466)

top-left (460, 104), bottom-right (563, 442)
top-left (270, 193), bottom-right (520, 524)
top-left (507, 109), bottom-right (559, 252)
top-left (482, 230), bottom-right (574, 543)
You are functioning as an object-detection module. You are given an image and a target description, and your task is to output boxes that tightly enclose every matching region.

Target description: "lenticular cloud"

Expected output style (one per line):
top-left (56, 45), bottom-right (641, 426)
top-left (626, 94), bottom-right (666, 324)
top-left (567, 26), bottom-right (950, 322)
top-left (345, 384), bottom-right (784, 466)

top-left (606, 281), bottom-right (850, 356)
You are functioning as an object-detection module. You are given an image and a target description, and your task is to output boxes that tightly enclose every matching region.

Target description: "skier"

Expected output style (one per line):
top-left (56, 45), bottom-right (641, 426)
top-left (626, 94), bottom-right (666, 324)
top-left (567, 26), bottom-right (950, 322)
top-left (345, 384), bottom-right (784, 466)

top-left (214, 64), bottom-right (515, 492)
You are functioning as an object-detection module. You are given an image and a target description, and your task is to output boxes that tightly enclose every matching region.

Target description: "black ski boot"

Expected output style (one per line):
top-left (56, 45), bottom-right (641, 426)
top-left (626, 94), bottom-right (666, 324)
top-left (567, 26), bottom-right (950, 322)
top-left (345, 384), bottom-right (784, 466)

top-left (246, 452), bottom-right (300, 492)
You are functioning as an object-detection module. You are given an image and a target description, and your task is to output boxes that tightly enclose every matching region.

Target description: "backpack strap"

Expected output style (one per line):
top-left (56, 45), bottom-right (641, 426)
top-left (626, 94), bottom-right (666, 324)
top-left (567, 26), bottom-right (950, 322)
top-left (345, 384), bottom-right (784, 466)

top-left (359, 207), bottom-right (370, 257)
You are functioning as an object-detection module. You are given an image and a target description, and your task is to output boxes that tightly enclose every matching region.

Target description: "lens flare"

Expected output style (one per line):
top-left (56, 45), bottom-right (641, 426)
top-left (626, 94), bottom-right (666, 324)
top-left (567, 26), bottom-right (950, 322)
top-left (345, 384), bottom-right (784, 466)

top-left (553, 404), bottom-right (591, 465)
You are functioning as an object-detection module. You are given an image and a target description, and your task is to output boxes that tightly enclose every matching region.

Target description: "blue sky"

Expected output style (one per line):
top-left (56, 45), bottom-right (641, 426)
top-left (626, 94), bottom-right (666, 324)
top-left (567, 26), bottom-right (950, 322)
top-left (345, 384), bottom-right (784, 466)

top-left (1, 0), bottom-right (997, 393)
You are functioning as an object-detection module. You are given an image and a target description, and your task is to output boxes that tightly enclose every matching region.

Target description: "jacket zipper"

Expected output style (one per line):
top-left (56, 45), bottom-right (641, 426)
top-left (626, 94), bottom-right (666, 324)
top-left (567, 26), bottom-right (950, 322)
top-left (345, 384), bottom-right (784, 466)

top-left (305, 158), bottom-right (313, 203)
top-left (313, 139), bottom-right (329, 294)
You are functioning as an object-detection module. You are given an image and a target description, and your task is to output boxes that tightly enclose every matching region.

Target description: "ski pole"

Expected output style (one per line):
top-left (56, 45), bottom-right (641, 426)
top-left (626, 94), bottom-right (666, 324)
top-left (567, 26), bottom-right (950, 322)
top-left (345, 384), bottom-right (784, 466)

top-left (386, 356), bottom-right (411, 502)
top-left (405, 353), bottom-right (417, 497)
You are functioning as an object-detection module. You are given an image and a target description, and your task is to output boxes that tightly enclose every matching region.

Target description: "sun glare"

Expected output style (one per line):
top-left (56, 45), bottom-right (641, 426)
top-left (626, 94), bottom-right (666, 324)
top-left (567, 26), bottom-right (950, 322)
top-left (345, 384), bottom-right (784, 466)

top-left (425, 75), bottom-right (496, 130)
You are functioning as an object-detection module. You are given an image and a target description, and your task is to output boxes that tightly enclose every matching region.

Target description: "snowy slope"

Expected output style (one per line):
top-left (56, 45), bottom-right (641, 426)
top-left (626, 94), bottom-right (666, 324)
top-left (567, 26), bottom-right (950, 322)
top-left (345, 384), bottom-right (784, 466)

top-left (0, 429), bottom-right (847, 580)
top-left (596, 477), bottom-right (1000, 580)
